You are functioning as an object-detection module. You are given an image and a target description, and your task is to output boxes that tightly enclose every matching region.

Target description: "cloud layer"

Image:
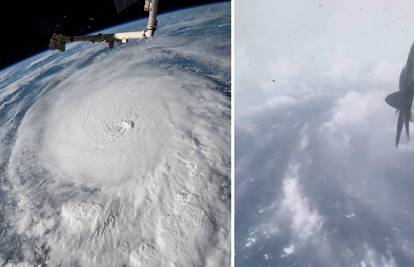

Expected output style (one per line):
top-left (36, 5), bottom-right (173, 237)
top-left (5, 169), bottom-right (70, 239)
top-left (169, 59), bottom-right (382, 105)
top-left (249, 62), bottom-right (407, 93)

top-left (0, 4), bottom-right (230, 267)
top-left (236, 60), bottom-right (414, 265)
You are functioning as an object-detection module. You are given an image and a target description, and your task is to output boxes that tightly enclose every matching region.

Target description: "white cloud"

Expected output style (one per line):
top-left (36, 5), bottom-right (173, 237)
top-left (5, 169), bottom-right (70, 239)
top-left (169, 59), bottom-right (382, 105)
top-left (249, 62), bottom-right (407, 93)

top-left (324, 57), bottom-right (361, 83)
top-left (324, 90), bottom-right (389, 131)
top-left (281, 244), bottom-right (296, 258)
top-left (299, 124), bottom-right (309, 151)
top-left (245, 95), bottom-right (298, 116)
top-left (368, 62), bottom-right (401, 84)
top-left (244, 237), bottom-right (257, 248)
top-left (4, 262), bottom-right (33, 267)
top-left (280, 164), bottom-right (323, 241)
top-left (237, 122), bottom-right (259, 135)
top-left (363, 246), bottom-right (397, 267)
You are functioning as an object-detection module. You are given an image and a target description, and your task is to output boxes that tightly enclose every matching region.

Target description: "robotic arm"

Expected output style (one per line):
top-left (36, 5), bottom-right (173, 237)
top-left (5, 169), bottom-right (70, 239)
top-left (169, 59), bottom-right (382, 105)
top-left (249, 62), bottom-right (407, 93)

top-left (49, 0), bottom-right (159, 52)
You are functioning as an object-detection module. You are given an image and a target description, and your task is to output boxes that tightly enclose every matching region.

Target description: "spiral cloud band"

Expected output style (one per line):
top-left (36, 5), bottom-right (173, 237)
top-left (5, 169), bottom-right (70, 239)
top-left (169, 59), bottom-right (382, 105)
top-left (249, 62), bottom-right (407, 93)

top-left (0, 4), bottom-right (230, 266)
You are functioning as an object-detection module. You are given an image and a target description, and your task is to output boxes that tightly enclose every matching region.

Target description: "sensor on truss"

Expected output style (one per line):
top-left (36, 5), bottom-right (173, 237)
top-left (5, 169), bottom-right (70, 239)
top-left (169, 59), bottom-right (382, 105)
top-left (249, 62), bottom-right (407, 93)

top-left (49, 0), bottom-right (159, 52)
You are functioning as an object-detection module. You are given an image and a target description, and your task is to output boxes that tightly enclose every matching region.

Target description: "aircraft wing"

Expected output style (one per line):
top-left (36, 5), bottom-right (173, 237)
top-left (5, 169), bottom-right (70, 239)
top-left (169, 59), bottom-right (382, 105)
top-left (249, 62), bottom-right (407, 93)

top-left (113, 0), bottom-right (140, 13)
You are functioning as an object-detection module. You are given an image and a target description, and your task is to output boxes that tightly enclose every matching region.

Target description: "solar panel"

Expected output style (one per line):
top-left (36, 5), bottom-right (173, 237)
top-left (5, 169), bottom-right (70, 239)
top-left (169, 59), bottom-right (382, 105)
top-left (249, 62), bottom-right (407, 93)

top-left (113, 0), bottom-right (140, 13)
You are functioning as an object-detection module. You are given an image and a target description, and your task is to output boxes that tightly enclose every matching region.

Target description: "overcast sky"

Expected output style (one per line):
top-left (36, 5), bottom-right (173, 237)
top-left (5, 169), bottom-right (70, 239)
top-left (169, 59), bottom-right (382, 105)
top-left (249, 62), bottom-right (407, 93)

top-left (236, 1), bottom-right (414, 266)
top-left (236, 0), bottom-right (414, 117)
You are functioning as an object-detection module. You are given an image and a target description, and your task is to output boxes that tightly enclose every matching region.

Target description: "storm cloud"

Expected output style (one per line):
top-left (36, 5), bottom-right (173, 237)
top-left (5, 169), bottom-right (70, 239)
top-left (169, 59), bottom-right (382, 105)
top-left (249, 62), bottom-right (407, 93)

top-left (236, 1), bottom-right (414, 266)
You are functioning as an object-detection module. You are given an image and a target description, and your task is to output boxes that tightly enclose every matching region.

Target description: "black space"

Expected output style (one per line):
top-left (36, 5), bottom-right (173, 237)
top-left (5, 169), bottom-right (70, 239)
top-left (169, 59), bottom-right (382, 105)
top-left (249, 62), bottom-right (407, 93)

top-left (0, 0), bottom-right (226, 70)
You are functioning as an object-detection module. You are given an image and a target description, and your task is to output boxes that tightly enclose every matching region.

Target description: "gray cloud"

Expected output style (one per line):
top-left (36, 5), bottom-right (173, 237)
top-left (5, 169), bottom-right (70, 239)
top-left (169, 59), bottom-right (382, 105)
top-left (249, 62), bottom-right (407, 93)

top-left (236, 1), bottom-right (414, 264)
top-left (236, 56), bottom-right (414, 266)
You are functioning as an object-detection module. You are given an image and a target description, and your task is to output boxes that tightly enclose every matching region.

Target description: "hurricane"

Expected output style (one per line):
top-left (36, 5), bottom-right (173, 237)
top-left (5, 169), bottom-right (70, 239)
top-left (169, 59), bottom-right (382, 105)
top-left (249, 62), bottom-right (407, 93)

top-left (0, 3), bottom-right (230, 266)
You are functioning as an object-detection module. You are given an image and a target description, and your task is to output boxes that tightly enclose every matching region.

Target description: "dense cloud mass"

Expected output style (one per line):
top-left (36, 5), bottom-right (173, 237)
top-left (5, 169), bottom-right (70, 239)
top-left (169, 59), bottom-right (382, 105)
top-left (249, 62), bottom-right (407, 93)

top-left (236, 60), bottom-right (414, 266)
top-left (236, 1), bottom-right (414, 266)
top-left (0, 4), bottom-right (230, 266)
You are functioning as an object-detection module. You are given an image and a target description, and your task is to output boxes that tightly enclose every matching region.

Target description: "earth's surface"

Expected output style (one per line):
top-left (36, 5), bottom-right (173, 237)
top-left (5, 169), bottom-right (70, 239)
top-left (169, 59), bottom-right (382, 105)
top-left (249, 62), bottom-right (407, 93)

top-left (0, 2), bottom-right (230, 266)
